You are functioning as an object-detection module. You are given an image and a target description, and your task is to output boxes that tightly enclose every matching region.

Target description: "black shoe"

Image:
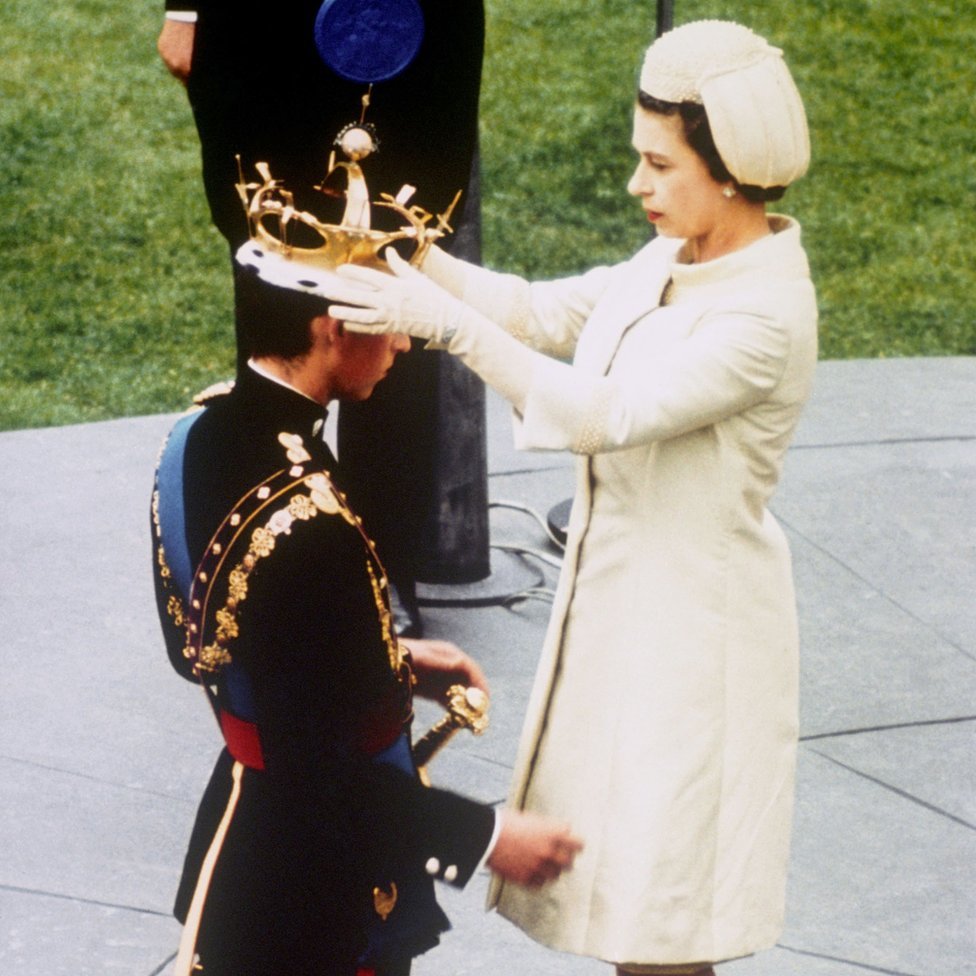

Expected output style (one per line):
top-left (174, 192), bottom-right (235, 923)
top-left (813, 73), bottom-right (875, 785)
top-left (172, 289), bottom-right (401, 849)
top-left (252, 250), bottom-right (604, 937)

top-left (389, 580), bottom-right (424, 639)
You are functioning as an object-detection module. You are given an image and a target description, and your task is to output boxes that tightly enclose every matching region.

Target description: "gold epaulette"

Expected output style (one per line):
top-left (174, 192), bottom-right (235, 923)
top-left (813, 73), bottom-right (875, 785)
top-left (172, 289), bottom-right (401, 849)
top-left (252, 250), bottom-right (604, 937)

top-left (192, 379), bottom-right (236, 406)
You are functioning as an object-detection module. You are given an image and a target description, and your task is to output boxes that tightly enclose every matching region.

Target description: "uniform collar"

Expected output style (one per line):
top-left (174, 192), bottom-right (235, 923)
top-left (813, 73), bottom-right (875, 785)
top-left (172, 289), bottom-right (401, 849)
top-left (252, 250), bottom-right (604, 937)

top-left (235, 363), bottom-right (330, 446)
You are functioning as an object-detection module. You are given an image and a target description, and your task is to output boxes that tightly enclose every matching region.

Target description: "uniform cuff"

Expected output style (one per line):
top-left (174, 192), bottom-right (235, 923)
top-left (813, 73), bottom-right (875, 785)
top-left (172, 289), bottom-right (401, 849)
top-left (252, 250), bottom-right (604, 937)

top-left (165, 10), bottom-right (198, 22)
top-left (475, 808), bottom-right (502, 876)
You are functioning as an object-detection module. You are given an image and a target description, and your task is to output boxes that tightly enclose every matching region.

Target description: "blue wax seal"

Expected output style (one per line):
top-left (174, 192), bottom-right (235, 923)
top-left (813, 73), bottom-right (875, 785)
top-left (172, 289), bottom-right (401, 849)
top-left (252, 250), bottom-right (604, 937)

top-left (314, 0), bottom-right (425, 83)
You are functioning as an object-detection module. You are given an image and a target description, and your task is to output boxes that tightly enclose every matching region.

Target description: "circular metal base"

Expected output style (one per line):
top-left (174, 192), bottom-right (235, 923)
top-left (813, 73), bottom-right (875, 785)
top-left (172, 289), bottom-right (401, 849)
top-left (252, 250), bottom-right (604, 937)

top-left (416, 547), bottom-right (545, 608)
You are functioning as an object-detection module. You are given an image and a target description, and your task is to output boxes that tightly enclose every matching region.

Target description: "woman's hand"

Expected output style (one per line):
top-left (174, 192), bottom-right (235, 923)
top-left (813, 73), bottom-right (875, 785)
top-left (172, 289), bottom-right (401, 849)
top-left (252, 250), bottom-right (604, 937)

top-left (329, 249), bottom-right (466, 346)
top-left (400, 637), bottom-right (489, 703)
top-left (332, 248), bottom-right (536, 413)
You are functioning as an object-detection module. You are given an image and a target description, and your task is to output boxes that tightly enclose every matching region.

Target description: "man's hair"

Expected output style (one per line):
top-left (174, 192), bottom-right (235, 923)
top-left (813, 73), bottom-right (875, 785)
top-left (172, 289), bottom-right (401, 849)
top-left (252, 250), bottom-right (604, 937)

top-left (234, 265), bottom-right (332, 359)
top-left (637, 90), bottom-right (786, 203)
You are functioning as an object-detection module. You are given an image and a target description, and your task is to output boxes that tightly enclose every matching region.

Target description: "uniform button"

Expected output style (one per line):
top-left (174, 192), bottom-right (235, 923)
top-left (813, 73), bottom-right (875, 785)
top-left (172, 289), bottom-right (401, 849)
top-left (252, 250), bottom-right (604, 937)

top-left (443, 864), bottom-right (458, 883)
top-left (425, 857), bottom-right (440, 876)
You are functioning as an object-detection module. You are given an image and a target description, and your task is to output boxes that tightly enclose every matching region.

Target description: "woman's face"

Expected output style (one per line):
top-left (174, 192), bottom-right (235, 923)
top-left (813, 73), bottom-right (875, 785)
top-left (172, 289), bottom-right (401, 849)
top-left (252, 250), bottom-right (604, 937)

top-left (627, 106), bottom-right (729, 244)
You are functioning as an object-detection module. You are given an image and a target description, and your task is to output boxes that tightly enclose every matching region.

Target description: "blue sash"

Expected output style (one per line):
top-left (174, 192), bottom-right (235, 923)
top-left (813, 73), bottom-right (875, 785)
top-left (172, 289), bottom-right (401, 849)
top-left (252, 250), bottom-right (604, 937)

top-left (156, 410), bottom-right (258, 721)
top-left (155, 411), bottom-right (202, 604)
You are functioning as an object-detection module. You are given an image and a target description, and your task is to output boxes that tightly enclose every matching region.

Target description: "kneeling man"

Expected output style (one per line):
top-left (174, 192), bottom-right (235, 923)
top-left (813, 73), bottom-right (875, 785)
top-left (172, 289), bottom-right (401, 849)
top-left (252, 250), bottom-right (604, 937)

top-left (151, 266), bottom-right (581, 976)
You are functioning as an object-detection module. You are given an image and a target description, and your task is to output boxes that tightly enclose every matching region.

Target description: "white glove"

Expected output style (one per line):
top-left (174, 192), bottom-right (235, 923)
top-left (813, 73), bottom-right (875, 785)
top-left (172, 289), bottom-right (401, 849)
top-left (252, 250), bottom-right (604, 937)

top-left (329, 249), bottom-right (536, 411)
top-left (421, 245), bottom-right (533, 334)
top-left (329, 248), bottom-right (468, 346)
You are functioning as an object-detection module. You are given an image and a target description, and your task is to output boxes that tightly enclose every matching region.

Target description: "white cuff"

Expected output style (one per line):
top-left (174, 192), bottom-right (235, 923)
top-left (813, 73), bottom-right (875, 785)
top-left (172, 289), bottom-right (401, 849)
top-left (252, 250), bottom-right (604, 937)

top-left (165, 10), bottom-right (198, 22)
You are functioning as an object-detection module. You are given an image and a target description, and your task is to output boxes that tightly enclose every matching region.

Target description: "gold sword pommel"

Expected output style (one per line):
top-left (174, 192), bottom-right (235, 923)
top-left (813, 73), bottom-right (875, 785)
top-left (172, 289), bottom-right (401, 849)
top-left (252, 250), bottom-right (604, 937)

top-left (413, 685), bottom-right (489, 784)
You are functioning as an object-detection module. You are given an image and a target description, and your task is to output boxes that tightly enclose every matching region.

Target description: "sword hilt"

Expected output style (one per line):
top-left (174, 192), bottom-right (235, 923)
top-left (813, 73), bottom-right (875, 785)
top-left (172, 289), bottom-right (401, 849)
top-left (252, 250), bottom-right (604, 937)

top-left (413, 684), bottom-right (489, 781)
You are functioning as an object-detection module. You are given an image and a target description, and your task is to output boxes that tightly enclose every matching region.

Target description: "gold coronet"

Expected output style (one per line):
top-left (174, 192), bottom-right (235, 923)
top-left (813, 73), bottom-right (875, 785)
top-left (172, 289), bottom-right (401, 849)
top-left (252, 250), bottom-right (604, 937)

top-left (235, 98), bottom-right (461, 278)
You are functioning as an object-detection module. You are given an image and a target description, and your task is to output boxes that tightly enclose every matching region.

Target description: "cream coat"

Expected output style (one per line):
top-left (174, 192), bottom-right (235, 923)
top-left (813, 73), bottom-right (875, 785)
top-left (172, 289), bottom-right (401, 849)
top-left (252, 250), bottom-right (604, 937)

top-left (484, 217), bottom-right (818, 965)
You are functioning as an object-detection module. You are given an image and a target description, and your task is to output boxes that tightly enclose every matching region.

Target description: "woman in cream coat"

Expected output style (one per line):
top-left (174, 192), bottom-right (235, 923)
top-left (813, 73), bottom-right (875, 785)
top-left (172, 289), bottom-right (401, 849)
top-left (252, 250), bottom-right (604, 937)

top-left (331, 20), bottom-right (818, 976)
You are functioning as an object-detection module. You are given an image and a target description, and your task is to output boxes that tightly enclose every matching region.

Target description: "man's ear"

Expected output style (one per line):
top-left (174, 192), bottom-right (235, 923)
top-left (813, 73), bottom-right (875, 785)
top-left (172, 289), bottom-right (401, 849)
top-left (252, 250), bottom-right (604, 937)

top-left (311, 312), bottom-right (344, 345)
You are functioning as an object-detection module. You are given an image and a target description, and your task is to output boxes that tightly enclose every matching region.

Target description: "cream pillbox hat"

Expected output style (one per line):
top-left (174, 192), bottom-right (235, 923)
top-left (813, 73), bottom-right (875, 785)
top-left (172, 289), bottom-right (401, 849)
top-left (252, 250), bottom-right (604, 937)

top-left (639, 20), bottom-right (810, 188)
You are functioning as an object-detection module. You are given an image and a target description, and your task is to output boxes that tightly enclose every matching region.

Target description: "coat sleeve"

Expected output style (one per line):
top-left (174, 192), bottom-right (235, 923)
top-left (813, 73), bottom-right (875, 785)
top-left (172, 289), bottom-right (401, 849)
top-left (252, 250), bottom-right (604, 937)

top-left (515, 305), bottom-right (795, 454)
top-left (422, 245), bottom-right (614, 361)
top-left (241, 511), bottom-right (496, 888)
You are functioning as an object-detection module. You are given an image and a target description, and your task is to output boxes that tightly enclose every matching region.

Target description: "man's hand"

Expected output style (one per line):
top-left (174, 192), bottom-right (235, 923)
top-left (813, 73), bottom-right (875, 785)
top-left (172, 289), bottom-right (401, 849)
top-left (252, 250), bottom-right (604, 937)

top-left (401, 638), bottom-right (489, 702)
top-left (488, 810), bottom-right (583, 888)
top-left (157, 19), bottom-right (196, 84)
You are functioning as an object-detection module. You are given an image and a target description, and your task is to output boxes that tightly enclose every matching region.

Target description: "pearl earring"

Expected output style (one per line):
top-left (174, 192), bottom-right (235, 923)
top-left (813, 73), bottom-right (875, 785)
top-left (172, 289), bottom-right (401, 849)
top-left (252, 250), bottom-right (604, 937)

top-left (722, 185), bottom-right (737, 199)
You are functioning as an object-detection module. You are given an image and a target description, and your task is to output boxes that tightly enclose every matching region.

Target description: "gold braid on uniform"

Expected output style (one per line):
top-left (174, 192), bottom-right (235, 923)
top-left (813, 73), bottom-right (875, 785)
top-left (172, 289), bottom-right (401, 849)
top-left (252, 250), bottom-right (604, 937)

top-left (159, 430), bottom-right (407, 682)
top-left (152, 489), bottom-right (186, 629)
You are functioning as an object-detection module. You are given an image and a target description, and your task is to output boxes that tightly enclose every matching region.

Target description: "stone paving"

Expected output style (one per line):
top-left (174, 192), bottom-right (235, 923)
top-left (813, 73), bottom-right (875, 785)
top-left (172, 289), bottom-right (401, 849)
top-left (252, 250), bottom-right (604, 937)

top-left (1, 357), bottom-right (973, 975)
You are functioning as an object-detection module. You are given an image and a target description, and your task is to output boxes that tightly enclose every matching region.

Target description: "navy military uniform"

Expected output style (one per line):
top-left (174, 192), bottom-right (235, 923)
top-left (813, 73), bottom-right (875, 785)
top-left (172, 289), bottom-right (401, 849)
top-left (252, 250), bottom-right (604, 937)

top-left (151, 367), bottom-right (494, 975)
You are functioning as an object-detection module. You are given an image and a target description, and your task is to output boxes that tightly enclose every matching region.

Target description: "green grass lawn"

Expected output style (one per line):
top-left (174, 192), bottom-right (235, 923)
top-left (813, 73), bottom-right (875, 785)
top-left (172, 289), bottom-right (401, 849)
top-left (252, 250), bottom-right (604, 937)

top-left (1, 0), bottom-right (973, 429)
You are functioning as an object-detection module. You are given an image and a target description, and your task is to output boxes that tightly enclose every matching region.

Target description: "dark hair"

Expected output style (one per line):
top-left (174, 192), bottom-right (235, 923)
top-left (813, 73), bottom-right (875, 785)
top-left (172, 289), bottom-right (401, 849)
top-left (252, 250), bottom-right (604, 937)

top-left (637, 90), bottom-right (786, 203)
top-left (233, 264), bottom-right (331, 360)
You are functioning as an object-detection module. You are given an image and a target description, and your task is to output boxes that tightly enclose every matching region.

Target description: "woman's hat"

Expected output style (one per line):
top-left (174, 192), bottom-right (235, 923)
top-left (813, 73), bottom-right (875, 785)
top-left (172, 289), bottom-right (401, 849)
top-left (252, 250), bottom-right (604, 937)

top-left (639, 20), bottom-right (810, 188)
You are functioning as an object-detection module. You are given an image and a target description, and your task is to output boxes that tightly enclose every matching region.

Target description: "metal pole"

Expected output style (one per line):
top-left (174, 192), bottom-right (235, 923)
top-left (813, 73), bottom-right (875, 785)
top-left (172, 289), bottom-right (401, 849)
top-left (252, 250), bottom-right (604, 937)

top-left (656, 0), bottom-right (674, 36)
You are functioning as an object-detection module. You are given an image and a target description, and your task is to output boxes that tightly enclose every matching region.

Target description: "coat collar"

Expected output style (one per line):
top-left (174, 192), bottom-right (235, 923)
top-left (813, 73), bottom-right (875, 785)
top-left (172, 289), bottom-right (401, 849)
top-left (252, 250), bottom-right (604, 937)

top-left (578, 234), bottom-right (679, 376)
top-left (583, 216), bottom-right (806, 377)
top-left (667, 215), bottom-right (808, 299)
